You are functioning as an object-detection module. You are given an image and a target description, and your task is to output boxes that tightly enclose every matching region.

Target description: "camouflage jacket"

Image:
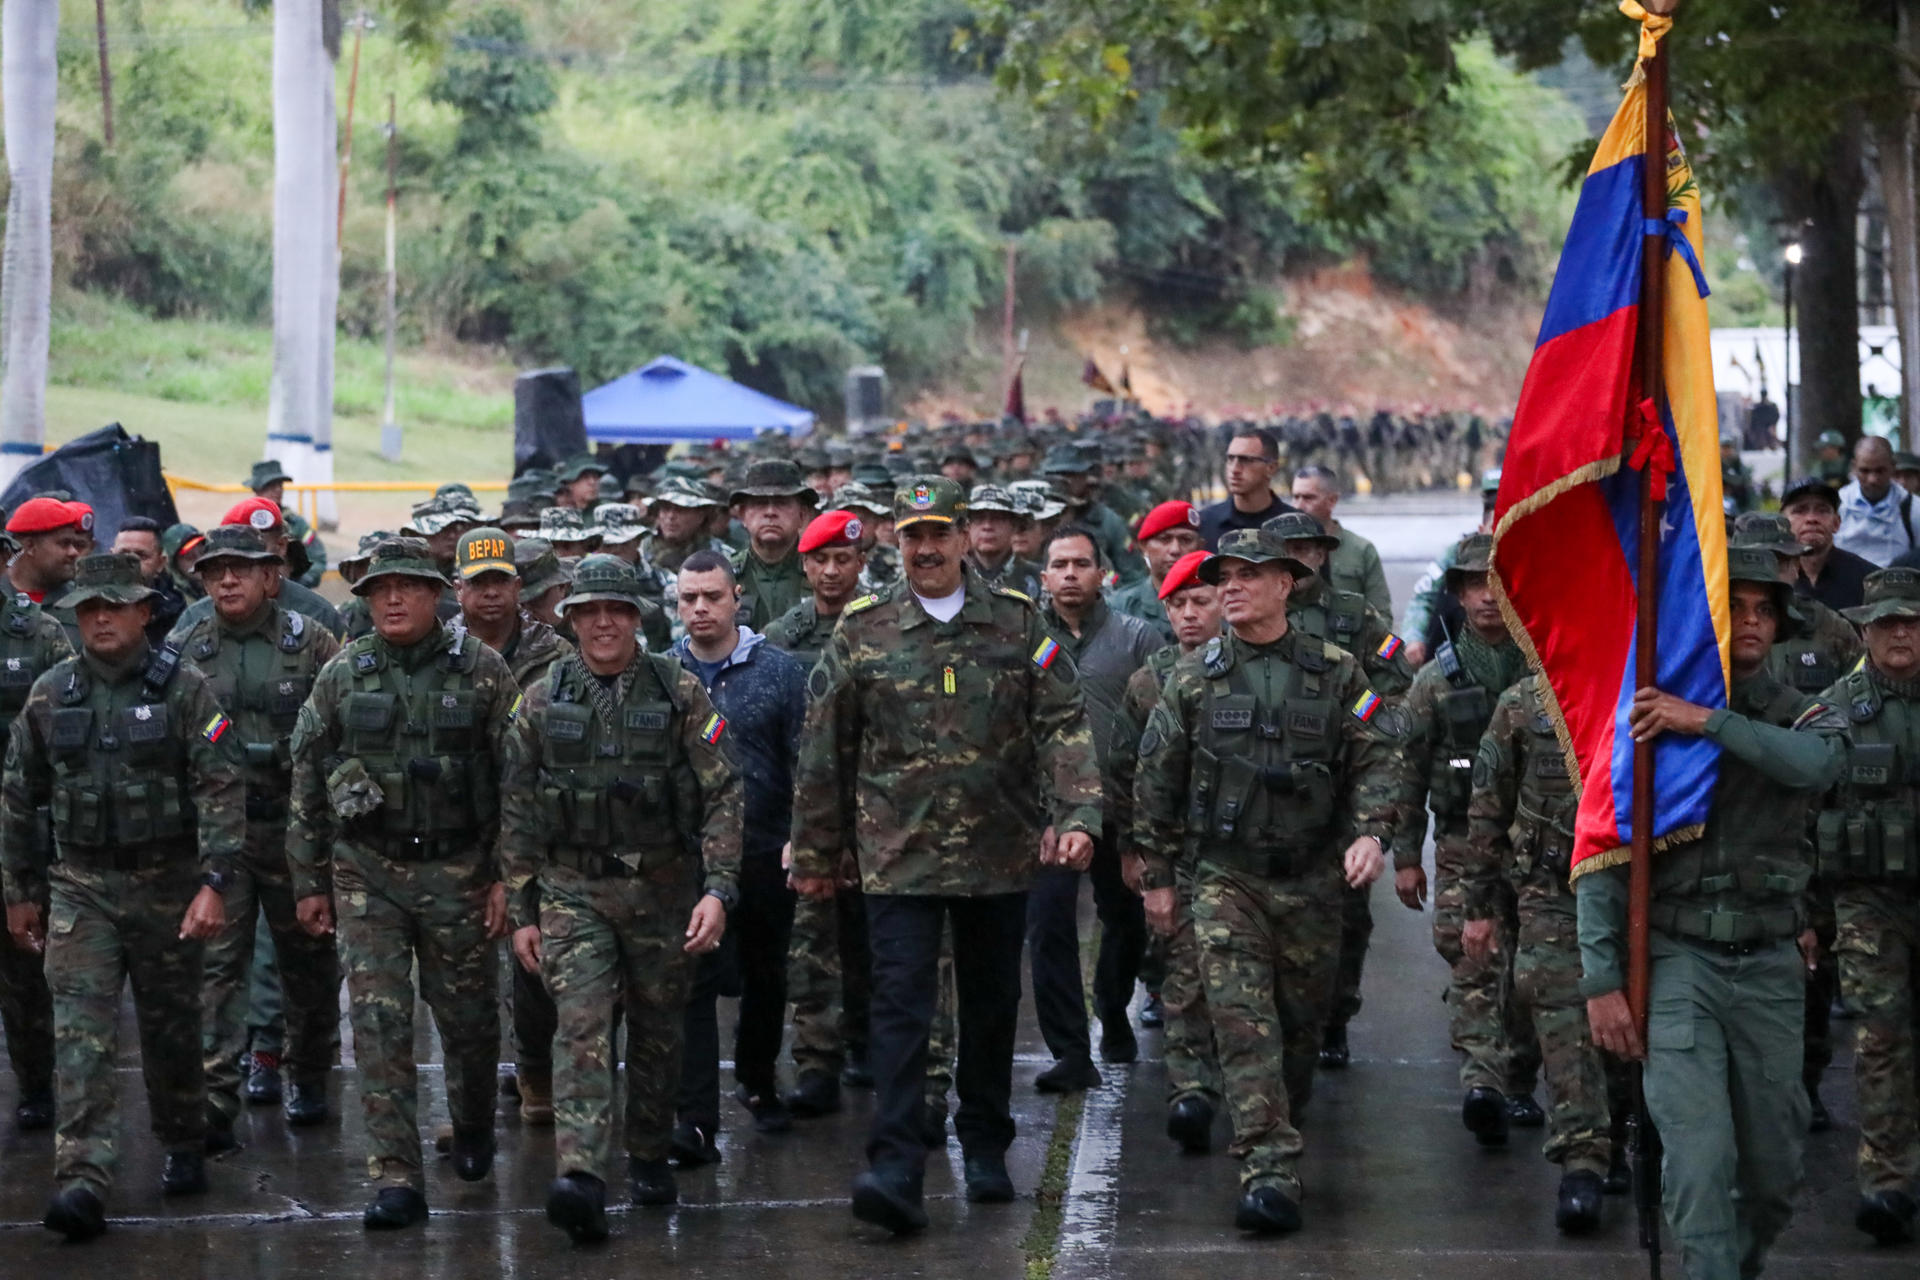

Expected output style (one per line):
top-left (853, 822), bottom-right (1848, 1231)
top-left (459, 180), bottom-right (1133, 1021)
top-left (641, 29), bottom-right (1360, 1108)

top-left (284, 622), bottom-right (522, 901)
top-left (859, 543), bottom-right (903, 594)
top-left (499, 651), bottom-right (744, 931)
top-left (1463, 674), bottom-right (1578, 918)
top-left (0, 593), bottom-right (74, 732)
top-left (731, 545), bottom-right (809, 633)
top-left (172, 575), bottom-right (344, 643)
top-left (1767, 596), bottom-right (1862, 695)
top-left (763, 595), bottom-right (844, 670)
top-left (1, 643), bottom-right (245, 904)
top-left (1395, 633), bottom-right (1530, 866)
top-left (452, 610), bottom-right (575, 690)
top-left (1131, 628), bottom-right (1406, 892)
top-left (968, 551), bottom-right (1042, 601)
top-left (1287, 576), bottom-right (1413, 696)
top-left (639, 532), bottom-right (727, 577)
top-left (789, 566), bottom-right (1102, 896)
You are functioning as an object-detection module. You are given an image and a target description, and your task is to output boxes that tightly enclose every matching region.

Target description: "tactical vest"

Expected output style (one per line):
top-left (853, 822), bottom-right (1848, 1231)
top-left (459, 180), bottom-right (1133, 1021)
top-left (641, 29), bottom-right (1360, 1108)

top-left (1652, 678), bottom-right (1814, 944)
top-left (0, 597), bottom-right (50, 725)
top-left (188, 608), bottom-right (323, 814)
top-left (534, 654), bottom-right (700, 873)
top-left (1426, 642), bottom-right (1496, 823)
top-left (46, 649), bottom-right (192, 857)
top-left (336, 629), bottom-right (496, 847)
top-left (1186, 636), bottom-right (1340, 878)
top-left (1815, 667), bottom-right (1920, 885)
top-left (1508, 697), bottom-right (1577, 884)
top-left (1290, 591), bottom-right (1367, 656)
top-left (1769, 631), bottom-right (1839, 694)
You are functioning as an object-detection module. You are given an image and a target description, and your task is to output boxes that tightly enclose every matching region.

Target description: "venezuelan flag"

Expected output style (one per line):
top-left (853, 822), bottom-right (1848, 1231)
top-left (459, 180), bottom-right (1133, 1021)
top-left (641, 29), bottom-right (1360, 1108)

top-left (1490, 23), bottom-right (1726, 878)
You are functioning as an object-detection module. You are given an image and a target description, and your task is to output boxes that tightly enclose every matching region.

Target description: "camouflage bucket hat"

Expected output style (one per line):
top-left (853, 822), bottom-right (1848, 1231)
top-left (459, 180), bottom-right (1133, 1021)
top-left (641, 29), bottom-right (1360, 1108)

top-left (651, 477), bottom-right (722, 511)
top-left (539, 507), bottom-right (596, 545)
top-left (514, 538), bottom-right (573, 603)
top-left (338, 528), bottom-right (392, 576)
top-left (435, 482), bottom-right (478, 505)
top-left (1198, 529), bottom-right (1311, 585)
top-left (1444, 532), bottom-right (1495, 592)
top-left (1260, 510), bottom-right (1340, 549)
top-left (1040, 444), bottom-right (1093, 476)
top-left (1845, 568), bottom-right (1920, 627)
top-left (194, 524), bottom-right (284, 571)
top-left (57, 552), bottom-right (159, 609)
top-left (893, 475), bottom-right (968, 530)
top-left (729, 459), bottom-right (819, 507)
top-left (1009, 480), bottom-right (1068, 521)
top-left (829, 482), bottom-right (892, 518)
top-left (454, 527), bottom-right (517, 580)
top-left (350, 536), bottom-right (452, 596)
top-left (850, 461), bottom-right (895, 488)
top-left (559, 452), bottom-right (606, 484)
top-left (405, 498), bottom-right (460, 537)
top-left (558, 553), bottom-right (645, 615)
top-left (967, 484), bottom-right (1022, 516)
top-left (594, 502), bottom-right (645, 545)
top-left (1729, 511), bottom-right (1808, 557)
top-left (247, 459), bottom-right (294, 491)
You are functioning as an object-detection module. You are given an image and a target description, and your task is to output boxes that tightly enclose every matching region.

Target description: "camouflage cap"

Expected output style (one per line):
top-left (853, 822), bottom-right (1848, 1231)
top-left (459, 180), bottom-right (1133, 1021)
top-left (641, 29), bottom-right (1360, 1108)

top-left (1845, 567), bottom-right (1920, 627)
top-left (1729, 511), bottom-right (1808, 556)
top-left (557, 553), bottom-right (644, 615)
top-left (350, 536), bottom-right (452, 596)
top-left (558, 452), bottom-right (606, 483)
top-left (404, 497), bottom-right (460, 536)
top-left (454, 527), bottom-right (517, 580)
top-left (651, 476), bottom-right (722, 511)
top-left (893, 475), bottom-right (968, 530)
top-left (730, 458), bottom-right (819, 507)
top-left (1198, 528), bottom-right (1311, 585)
top-left (1260, 510), bottom-right (1340, 549)
top-left (594, 502), bottom-right (646, 544)
top-left (514, 538), bottom-right (573, 603)
top-left (247, 459), bottom-right (294, 490)
top-left (829, 482), bottom-right (892, 517)
top-left (539, 507), bottom-right (597, 545)
top-left (967, 483), bottom-right (1023, 516)
top-left (57, 552), bottom-right (159, 609)
top-left (1009, 479), bottom-right (1067, 521)
top-left (1041, 444), bottom-right (1094, 476)
top-left (337, 528), bottom-right (392, 576)
top-left (596, 474), bottom-right (625, 503)
top-left (194, 524), bottom-right (283, 570)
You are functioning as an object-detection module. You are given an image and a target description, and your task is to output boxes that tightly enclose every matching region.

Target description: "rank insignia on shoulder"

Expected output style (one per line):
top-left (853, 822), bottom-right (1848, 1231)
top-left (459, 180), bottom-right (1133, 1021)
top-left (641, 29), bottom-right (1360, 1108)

top-left (507, 693), bottom-right (523, 721)
top-left (1351, 690), bottom-right (1383, 723)
top-left (1376, 634), bottom-right (1403, 660)
top-left (844, 594), bottom-right (880, 615)
top-left (995, 586), bottom-right (1033, 603)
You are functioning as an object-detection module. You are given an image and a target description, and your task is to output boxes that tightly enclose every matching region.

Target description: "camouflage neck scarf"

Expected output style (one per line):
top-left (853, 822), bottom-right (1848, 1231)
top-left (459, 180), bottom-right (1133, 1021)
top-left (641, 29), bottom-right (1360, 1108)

top-left (1868, 662), bottom-right (1920, 702)
top-left (572, 654), bottom-right (638, 729)
top-left (1453, 626), bottom-right (1527, 693)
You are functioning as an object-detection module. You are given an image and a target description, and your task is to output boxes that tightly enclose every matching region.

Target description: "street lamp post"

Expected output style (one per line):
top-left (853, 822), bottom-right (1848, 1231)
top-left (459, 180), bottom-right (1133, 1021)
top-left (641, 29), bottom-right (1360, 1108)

top-left (1784, 241), bottom-right (1803, 467)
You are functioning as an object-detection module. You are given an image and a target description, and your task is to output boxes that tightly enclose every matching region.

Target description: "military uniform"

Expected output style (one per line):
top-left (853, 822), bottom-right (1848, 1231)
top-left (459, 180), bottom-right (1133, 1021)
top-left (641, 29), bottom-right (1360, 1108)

top-left (1326, 524), bottom-right (1391, 618)
top-left (732, 547), bottom-right (808, 633)
top-left (0, 589), bottom-right (72, 1128)
top-left (283, 511), bottom-right (328, 589)
top-left (178, 528), bottom-right (343, 1131)
top-left (0, 554), bottom-right (244, 1228)
top-left (170, 575), bottom-right (344, 643)
top-left (284, 539), bottom-right (522, 1213)
top-left (500, 558), bottom-right (741, 1231)
top-left (1132, 531), bottom-right (1405, 1219)
top-left (1107, 573), bottom-right (1176, 645)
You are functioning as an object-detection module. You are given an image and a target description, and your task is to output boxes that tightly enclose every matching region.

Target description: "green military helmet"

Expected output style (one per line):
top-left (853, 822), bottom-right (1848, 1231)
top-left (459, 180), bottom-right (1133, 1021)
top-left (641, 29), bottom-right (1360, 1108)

top-left (1444, 532), bottom-right (1495, 593)
top-left (651, 476), bottom-right (722, 512)
top-left (558, 553), bottom-right (645, 614)
top-left (829, 482), bottom-right (891, 518)
top-left (1815, 430), bottom-right (1847, 451)
top-left (729, 459), bottom-right (818, 507)
top-left (454, 527), bottom-right (517, 581)
top-left (1845, 567), bottom-right (1920, 627)
top-left (1260, 510), bottom-right (1340, 549)
top-left (350, 536), bottom-right (451, 597)
top-left (558, 452), bottom-right (606, 484)
top-left (893, 475), bottom-right (968, 531)
top-left (1728, 511), bottom-right (1808, 557)
top-left (247, 459), bottom-right (295, 491)
top-left (967, 484), bottom-right (1023, 516)
top-left (594, 502), bottom-right (646, 545)
top-left (57, 551), bottom-right (160, 609)
top-left (194, 524), bottom-right (284, 572)
top-left (1198, 528), bottom-right (1311, 584)
top-left (514, 538), bottom-right (573, 604)
top-left (1041, 444), bottom-right (1094, 476)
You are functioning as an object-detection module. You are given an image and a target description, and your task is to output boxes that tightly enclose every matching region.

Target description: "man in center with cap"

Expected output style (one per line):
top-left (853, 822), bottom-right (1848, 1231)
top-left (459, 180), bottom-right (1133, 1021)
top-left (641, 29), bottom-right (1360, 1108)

top-left (246, 460), bottom-right (328, 588)
top-left (168, 499), bottom-right (343, 643)
top-left (589, 502), bottom-right (676, 650)
top-left (729, 459), bottom-right (818, 631)
top-left (642, 478), bottom-right (727, 577)
top-left (1784, 475), bottom-right (1876, 613)
top-left (1041, 444), bottom-right (1146, 584)
top-left (285, 536), bottom-right (522, 1229)
top-left (6, 498), bottom-right (95, 646)
top-left (1108, 499), bottom-right (1204, 644)
top-left (177, 525), bottom-right (343, 1146)
top-left (1132, 526), bottom-right (1404, 1234)
top-left (790, 475), bottom-right (1102, 1233)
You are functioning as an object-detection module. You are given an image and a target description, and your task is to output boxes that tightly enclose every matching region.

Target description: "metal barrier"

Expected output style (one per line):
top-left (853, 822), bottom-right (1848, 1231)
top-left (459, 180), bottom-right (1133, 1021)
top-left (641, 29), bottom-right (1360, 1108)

top-left (164, 474), bottom-right (508, 525)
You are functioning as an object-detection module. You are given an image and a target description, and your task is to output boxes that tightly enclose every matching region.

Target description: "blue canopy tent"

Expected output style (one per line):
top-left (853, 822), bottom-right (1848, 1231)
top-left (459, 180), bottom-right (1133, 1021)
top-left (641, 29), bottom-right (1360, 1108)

top-left (582, 356), bottom-right (815, 444)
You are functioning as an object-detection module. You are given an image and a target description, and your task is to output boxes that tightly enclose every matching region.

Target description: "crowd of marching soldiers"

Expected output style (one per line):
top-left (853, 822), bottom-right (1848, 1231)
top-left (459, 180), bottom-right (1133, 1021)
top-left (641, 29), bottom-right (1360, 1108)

top-left (0, 407), bottom-right (1910, 1276)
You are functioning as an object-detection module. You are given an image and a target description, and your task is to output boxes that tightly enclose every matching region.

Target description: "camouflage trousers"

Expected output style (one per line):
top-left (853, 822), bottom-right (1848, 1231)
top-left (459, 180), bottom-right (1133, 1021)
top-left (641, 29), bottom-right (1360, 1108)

top-left (1511, 893), bottom-right (1616, 1175)
top-left (0, 890), bottom-right (53, 1099)
top-left (1434, 840), bottom-right (1538, 1095)
top-left (1163, 870), bottom-right (1221, 1105)
top-left (540, 861), bottom-right (696, 1182)
top-left (1328, 881), bottom-right (1373, 1030)
top-left (1189, 857), bottom-right (1343, 1197)
top-left (202, 819), bottom-right (342, 1121)
top-left (45, 862), bottom-right (206, 1196)
top-left (1834, 884), bottom-right (1920, 1196)
top-left (334, 846), bottom-right (499, 1192)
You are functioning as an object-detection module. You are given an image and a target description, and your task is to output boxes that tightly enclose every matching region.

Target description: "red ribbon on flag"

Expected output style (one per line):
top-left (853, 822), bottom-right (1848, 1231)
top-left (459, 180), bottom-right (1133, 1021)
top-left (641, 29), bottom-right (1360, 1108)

top-left (1626, 398), bottom-right (1674, 501)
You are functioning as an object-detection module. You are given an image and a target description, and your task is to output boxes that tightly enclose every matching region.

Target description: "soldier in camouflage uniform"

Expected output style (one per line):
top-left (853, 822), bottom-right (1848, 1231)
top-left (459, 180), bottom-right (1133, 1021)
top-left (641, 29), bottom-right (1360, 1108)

top-left (540, 507), bottom-right (601, 562)
top-left (0, 542), bottom-right (72, 1133)
top-left (1107, 500), bottom-right (1204, 646)
top-left (1133, 528), bottom-right (1404, 1234)
top-left (729, 460), bottom-right (816, 631)
top-left (335, 531), bottom-right (389, 642)
top-left (829, 483), bottom-right (902, 593)
top-left (1396, 532), bottom-right (1541, 1142)
top-left (641, 478), bottom-right (728, 577)
top-left (1464, 672), bottom-right (1624, 1234)
top-left (1815, 567), bottom-right (1920, 1245)
top-left (168, 499), bottom-right (345, 643)
top-left (500, 555), bottom-right (741, 1242)
top-left (964, 483), bottom-right (1041, 599)
top-left (789, 475), bottom-right (1102, 1234)
top-left (285, 537), bottom-right (521, 1230)
top-left (180, 527), bottom-right (343, 1145)
top-left (1, 553), bottom-right (244, 1241)
top-left (246, 461), bottom-right (328, 588)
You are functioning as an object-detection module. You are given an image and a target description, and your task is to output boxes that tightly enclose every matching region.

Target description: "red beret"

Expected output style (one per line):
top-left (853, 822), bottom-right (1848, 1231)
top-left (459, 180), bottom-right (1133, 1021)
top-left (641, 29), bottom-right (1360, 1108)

top-left (6, 496), bottom-right (89, 535)
top-left (1137, 500), bottom-right (1199, 543)
top-left (799, 509), bottom-right (864, 554)
top-left (222, 496), bottom-right (284, 533)
top-left (1158, 549), bottom-right (1213, 600)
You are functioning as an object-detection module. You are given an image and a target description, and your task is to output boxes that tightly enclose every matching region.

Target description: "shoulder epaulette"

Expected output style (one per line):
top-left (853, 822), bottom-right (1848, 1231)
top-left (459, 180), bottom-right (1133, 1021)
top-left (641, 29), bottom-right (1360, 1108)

top-left (844, 593), bottom-right (881, 616)
top-left (990, 584), bottom-right (1034, 604)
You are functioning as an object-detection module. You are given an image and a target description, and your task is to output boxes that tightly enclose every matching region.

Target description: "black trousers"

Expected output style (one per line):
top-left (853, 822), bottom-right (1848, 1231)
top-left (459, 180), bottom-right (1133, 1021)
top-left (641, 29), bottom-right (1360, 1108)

top-left (678, 854), bottom-right (795, 1127)
top-left (1027, 839), bottom-right (1147, 1061)
top-left (865, 891), bottom-right (1026, 1176)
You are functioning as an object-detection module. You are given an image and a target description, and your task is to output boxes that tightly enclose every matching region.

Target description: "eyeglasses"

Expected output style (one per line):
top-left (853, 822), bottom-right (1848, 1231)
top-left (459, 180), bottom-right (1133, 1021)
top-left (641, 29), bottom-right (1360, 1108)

top-left (1225, 454), bottom-right (1271, 470)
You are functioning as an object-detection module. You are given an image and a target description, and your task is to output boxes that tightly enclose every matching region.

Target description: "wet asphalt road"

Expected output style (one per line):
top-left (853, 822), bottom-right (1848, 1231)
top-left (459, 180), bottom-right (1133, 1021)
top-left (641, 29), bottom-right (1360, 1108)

top-left (1, 492), bottom-right (1913, 1276)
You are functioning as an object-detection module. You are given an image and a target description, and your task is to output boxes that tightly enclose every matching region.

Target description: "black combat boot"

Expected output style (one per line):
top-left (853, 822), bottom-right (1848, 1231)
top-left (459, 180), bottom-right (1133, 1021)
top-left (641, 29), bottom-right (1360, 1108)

top-left (283, 1080), bottom-right (330, 1127)
top-left (546, 1171), bottom-right (609, 1243)
top-left (1098, 1010), bottom-right (1138, 1064)
top-left (244, 1051), bottom-right (282, 1106)
top-left (450, 1125), bottom-right (496, 1182)
top-left (1138, 993), bottom-right (1164, 1028)
top-left (43, 1185), bottom-right (106, 1241)
top-left (1167, 1095), bottom-right (1215, 1154)
top-left (1034, 1056), bottom-right (1101, 1094)
top-left (785, 1072), bottom-right (842, 1118)
top-left (840, 1053), bottom-right (874, 1088)
top-left (1234, 1183), bottom-right (1303, 1234)
top-left (204, 1110), bottom-right (240, 1156)
top-left (963, 1151), bottom-right (1015, 1203)
top-left (15, 1089), bottom-right (54, 1132)
top-left (1807, 1082), bottom-right (1832, 1133)
top-left (1857, 1190), bottom-right (1918, 1245)
top-left (1555, 1170), bottom-right (1604, 1234)
top-left (669, 1118), bottom-right (719, 1166)
top-left (851, 1166), bottom-right (927, 1235)
top-left (1462, 1086), bottom-right (1509, 1147)
top-left (162, 1150), bottom-right (208, 1196)
top-left (363, 1186), bottom-right (428, 1230)
top-left (1506, 1092), bottom-right (1546, 1128)
top-left (629, 1156), bottom-right (678, 1206)
top-left (1319, 1022), bottom-right (1351, 1069)
top-left (734, 1083), bottom-right (793, 1134)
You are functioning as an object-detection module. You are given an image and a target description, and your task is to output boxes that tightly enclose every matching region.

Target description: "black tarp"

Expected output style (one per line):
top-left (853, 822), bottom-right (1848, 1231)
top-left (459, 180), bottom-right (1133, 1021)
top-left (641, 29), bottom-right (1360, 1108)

top-left (513, 367), bottom-right (588, 476)
top-left (0, 424), bottom-right (178, 540)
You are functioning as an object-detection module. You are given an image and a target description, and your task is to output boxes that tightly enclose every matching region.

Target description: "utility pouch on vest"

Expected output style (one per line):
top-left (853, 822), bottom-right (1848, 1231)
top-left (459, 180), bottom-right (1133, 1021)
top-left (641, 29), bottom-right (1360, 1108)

top-left (1214, 755), bottom-right (1257, 839)
top-left (1188, 748), bottom-right (1219, 830)
top-left (1850, 742), bottom-right (1899, 793)
top-left (1846, 812), bottom-right (1880, 879)
top-left (544, 703), bottom-right (592, 767)
top-left (1882, 805), bottom-right (1916, 878)
top-left (343, 692), bottom-right (397, 739)
top-left (244, 741), bottom-right (278, 768)
top-left (429, 690), bottom-right (476, 753)
top-left (49, 709), bottom-right (92, 755)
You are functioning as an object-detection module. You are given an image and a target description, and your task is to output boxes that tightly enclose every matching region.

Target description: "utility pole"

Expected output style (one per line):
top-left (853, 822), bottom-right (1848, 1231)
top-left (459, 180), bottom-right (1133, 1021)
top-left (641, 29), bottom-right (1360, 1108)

top-left (337, 11), bottom-right (369, 252)
top-left (380, 93), bottom-right (401, 462)
top-left (1002, 241), bottom-right (1017, 393)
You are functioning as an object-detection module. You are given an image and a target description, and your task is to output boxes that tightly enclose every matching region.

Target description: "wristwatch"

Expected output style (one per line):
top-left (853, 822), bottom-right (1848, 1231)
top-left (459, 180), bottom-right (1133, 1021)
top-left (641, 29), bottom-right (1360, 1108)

top-left (704, 887), bottom-right (737, 912)
top-left (201, 869), bottom-right (232, 896)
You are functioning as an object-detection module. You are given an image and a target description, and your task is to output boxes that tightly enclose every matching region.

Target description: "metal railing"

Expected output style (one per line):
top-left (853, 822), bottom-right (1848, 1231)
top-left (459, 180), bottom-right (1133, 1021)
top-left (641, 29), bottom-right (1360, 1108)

top-left (164, 474), bottom-right (508, 525)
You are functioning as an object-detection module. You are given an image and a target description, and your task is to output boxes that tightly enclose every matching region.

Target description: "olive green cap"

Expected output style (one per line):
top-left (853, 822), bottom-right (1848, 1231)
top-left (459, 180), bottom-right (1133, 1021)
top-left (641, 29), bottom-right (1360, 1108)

top-left (893, 475), bottom-right (968, 530)
top-left (1444, 533), bottom-right (1495, 591)
top-left (350, 536), bottom-right (452, 596)
top-left (1845, 567), bottom-right (1920, 626)
top-left (557, 553), bottom-right (644, 615)
top-left (1197, 528), bottom-right (1311, 584)
top-left (57, 552), bottom-right (159, 609)
top-left (558, 452), bottom-right (606, 484)
top-left (1816, 430), bottom-right (1847, 450)
top-left (454, 527), bottom-right (517, 580)
top-left (247, 460), bottom-right (294, 490)
top-left (1260, 510), bottom-right (1340, 550)
top-left (161, 523), bottom-right (204, 560)
top-left (1729, 511), bottom-right (1808, 556)
top-left (1896, 452), bottom-right (1920, 473)
top-left (1727, 544), bottom-right (1784, 590)
top-left (194, 525), bottom-right (283, 570)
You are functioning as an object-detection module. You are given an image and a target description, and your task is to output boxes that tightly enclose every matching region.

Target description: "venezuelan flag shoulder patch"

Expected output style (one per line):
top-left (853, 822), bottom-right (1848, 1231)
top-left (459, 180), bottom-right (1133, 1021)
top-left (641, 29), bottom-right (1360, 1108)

top-left (202, 713), bottom-right (232, 744)
top-left (700, 713), bottom-right (726, 745)
top-left (1350, 690), bottom-right (1382, 723)
top-left (1376, 634), bottom-right (1404, 660)
top-left (1791, 702), bottom-right (1830, 731)
top-left (1032, 638), bottom-right (1061, 670)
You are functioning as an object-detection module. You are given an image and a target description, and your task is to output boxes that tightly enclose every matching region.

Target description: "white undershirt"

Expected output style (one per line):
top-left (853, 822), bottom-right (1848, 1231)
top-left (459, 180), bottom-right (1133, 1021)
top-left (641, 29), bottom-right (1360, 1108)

top-left (914, 584), bottom-right (966, 622)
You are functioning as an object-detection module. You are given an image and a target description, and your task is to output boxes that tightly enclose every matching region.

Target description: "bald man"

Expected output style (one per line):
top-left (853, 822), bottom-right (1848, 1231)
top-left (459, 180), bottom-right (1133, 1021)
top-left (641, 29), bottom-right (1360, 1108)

top-left (1835, 436), bottom-right (1915, 567)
